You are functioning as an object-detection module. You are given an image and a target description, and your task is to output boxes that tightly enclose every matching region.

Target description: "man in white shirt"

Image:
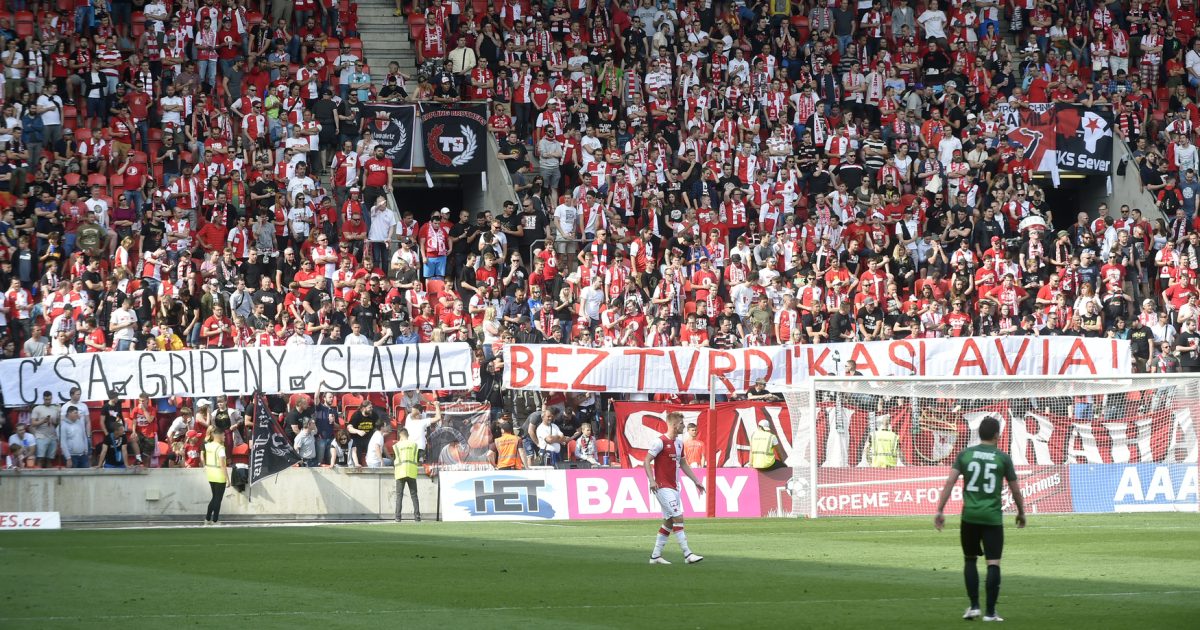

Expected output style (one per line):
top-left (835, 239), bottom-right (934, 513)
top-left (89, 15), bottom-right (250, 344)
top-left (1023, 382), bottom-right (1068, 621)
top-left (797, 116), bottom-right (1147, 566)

top-left (553, 196), bottom-right (579, 249)
top-left (345, 321), bottom-right (372, 345)
top-left (579, 276), bottom-right (605, 325)
top-left (917, 1), bottom-right (948, 46)
top-left (367, 198), bottom-right (397, 267)
top-left (1187, 39), bottom-right (1200, 88)
top-left (1174, 135), bottom-right (1199, 174)
top-left (333, 44), bottom-right (360, 100)
top-left (110, 297), bottom-right (139, 351)
top-left (36, 83), bottom-right (65, 149)
top-left (365, 422), bottom-right (393, 468)
top-left (534, 409), bottom-right (565, 466)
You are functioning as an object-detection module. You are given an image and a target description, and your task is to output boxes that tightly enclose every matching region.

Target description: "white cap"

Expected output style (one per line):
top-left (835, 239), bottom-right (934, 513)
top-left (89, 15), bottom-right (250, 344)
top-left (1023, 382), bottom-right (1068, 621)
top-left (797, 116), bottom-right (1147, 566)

top-left (196, 398), bottom-right (212, 409)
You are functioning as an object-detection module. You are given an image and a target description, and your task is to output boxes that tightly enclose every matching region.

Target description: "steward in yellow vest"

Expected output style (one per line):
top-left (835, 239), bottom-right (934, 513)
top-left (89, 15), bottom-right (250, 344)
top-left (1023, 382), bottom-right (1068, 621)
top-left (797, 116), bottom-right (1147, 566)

top-left (750, 420), bottom-right (784, 471)
top-left (392, 428), bottom-right (421, 522)
top-left (869, 420), bottom-right (899, 468)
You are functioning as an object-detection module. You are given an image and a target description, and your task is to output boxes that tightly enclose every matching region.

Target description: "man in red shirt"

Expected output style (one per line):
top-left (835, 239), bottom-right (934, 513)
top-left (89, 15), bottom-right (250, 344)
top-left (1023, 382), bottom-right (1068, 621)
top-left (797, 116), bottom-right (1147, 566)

top-left (644, 411), bottom-right (705, 565)
top-left (202, 304), bottom-right (234, 348)
top-left (360, 146), bottom-right (394, 214)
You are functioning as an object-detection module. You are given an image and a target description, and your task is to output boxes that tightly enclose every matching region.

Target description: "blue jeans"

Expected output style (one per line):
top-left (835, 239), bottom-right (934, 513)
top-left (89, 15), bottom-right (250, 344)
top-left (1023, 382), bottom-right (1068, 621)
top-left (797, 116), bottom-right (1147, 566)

top-left (63, 233), bottom-right (76, 259)
top-left (837, 34), bottom-right (852, 54)
top-left (75, 7), bottom-right (95, 33)
top-left (316, 438), bottom-right (331, 466)
top-left (116, 338), bottom-right (134, 351)
top-left (125, 189), bottom-right (145, 213)
top-left (70, 454), bottom-right (89, 468)
top-left (197, 60), bottom-right (217, 87)
top-left (543, 450), bottom-right (562, 466)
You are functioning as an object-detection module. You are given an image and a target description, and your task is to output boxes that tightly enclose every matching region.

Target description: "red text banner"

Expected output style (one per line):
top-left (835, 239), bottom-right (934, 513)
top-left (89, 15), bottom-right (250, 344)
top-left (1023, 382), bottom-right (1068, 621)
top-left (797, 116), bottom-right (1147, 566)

top-left (817, 466), bottom-right (1074, 517)
top-left (502, 338), bottom-right (1130, 395)
top-left (614, 402), bottom-right (794, 468)
top-left (813, 402), bottom-right (1196, 468)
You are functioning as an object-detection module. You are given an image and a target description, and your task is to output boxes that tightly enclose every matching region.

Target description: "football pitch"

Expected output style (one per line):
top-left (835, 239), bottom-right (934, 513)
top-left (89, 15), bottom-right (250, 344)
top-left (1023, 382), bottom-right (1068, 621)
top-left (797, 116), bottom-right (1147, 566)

top-left (1, 514), bottom-right (1196, 629)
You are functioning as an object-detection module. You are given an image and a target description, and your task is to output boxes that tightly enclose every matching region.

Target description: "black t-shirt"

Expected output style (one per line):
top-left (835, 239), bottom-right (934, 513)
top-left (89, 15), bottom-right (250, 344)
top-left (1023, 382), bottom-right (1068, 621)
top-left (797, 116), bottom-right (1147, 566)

top-left (449, 221), bottom-right (477, 255)
top-left (857, 306), bottom-right (884, 335)
top-left (349, 408), bottom-right (380, 438)
top-left (250, 180), bottom-right (275, 213)
top-left (285, 407), bottom-right (314, 434)
top-left (103, 433), bottom-right (127, 467)
top-left (242, 257), bottom-right (272, 290)
top-left (457, 265), bottom-right (477, 303)
top-left (499, 139), bottom-right (527, 174)
top-left (311, 98), bottom-right (338, 126)
top-left (828, 312), bottom-right (855, 341)
top-left (1176, 331), bottom-right (1200, 367)
top-left (253, 288), bottom-right (283, 320)
top-left (277, 256), bottom-right (302, 288)
top-left (518, 209), bottom-right (548, 253)
top-left (887, 312), bottom-right (915, 339)
top-left (350, 302), bottom-right (379, 336)
top-left (1129, 327), bottom-right (1153, 359)
top-left (836, 163), bottom-right (865, 191)
top-left (157, 143), bottom-right (183, 173)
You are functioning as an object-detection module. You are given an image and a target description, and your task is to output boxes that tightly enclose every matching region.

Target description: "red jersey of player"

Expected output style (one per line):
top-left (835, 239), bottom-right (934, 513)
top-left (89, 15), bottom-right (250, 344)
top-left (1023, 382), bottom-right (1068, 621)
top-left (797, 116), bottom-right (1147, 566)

top-left (643, 411), bottom-right (705, 565)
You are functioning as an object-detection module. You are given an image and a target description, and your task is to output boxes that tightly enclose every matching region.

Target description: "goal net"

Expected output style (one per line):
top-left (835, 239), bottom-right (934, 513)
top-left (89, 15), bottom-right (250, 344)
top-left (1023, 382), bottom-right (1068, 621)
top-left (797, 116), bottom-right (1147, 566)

top-left (778, 376), bottom-right (1199, 519)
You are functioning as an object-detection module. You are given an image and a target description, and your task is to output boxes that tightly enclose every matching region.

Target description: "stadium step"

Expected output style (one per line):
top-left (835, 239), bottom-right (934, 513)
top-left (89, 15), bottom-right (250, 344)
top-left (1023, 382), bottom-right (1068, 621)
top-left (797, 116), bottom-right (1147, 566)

top-left (356, 0), bottom-right (419, 74)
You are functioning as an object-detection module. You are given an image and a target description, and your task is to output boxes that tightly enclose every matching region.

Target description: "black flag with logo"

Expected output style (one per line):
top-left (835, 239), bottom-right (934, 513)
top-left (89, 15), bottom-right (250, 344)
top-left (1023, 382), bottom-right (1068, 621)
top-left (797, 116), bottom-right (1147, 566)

top-left (1053, 105), bottom-right (1114, 174)
top-left (363, 103), bottom-right (416, 171)
top-left (249, 392), bottom-right (301, 488)
top-left (420, 103), bottom-right (489, 174)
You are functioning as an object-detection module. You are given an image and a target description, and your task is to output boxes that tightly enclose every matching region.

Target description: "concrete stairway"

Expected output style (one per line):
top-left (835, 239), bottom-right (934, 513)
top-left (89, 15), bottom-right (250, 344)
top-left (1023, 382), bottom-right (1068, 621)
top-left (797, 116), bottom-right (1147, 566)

top-left (354, 0), bottom-right (418, 81)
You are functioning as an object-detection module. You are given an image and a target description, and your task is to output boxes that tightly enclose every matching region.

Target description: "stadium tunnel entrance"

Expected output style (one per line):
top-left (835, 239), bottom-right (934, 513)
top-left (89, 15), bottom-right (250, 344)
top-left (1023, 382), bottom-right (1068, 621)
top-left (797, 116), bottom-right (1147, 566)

top-left (393, 178), bottom-right (470, 223)
top-left (1039, 175), bottom-right (1091, 232)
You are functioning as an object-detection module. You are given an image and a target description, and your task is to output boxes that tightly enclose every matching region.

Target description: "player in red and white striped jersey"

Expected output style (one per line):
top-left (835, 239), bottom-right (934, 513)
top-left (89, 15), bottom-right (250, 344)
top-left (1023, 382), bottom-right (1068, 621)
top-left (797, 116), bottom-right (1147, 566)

top-left (643, 411), bottom-right (706, 565)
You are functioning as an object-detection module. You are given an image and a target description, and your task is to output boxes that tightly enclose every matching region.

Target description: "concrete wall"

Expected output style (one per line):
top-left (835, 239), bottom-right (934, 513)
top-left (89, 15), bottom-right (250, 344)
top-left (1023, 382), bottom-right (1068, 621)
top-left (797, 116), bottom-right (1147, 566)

top-left (0, 468), bottom-right (438, 523)
top-left (463, 135), bottom-right (521, 218)
top-left (1091, 135), bottom-right (1164, 222)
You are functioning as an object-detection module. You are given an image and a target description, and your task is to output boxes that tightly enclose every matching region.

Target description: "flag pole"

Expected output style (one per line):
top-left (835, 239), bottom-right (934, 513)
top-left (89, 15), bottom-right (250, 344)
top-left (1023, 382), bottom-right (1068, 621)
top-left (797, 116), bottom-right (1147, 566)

top-left (706, 375), bottom-right (717, 518)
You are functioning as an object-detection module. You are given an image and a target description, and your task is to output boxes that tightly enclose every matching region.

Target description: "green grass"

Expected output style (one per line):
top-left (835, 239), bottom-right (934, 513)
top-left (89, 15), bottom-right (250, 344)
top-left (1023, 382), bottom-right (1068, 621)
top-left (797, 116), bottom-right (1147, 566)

top-left (1, 514), bottom-right (1197, 629)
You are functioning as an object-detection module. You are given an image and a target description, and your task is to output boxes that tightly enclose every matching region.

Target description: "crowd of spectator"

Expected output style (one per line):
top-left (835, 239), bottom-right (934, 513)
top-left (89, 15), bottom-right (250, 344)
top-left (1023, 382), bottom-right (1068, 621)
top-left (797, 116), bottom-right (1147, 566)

top-left (4, 0), bottom-right (1200, 472)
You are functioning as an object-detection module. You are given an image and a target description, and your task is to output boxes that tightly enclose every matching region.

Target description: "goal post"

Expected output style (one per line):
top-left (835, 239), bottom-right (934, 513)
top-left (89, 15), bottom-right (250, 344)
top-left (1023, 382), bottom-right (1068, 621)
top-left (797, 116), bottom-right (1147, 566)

top-left (777, 375), bottom-right (1200, 519)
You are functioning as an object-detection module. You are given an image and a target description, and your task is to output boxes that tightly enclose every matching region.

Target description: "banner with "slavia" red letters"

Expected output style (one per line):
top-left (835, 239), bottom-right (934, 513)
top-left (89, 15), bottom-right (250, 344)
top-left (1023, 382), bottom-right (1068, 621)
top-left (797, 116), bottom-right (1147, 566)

top-left (502, 337), bottom-right (1130, 395)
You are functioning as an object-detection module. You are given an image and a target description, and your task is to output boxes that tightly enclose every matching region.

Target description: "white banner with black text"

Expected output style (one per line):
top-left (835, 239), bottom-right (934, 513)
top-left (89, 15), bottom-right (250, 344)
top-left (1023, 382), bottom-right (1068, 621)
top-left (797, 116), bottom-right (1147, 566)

top-left (502, 337), bottom-right (1131, 395)
top-left (0, 343), bottom-right (475, 405)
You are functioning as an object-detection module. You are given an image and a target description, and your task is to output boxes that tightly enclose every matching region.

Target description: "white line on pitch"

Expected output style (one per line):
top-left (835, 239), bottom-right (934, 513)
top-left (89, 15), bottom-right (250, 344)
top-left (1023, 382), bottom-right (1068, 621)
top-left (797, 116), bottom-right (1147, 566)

top-left (2, 590), bottom-right (1196, 623)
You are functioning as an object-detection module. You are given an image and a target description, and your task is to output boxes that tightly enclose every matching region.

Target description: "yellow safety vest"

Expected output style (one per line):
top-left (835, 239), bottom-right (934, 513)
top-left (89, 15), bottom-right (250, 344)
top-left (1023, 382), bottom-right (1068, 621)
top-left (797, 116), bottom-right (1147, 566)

top-left (495, 434), bottom-right (522, 469)
top-left (750, 431), bottom-right (777, 469)
top-left (870, 429), bottom-right (899, 468)
top-left (392, 439), bottom-right (420, 479)
top-left (204, 442), bottom-right (227, 483)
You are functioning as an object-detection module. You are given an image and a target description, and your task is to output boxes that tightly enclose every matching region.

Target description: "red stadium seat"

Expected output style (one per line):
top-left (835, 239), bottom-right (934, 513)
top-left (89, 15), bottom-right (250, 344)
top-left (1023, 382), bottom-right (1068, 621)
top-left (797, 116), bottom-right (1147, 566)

top-left (64, 172), bottom-right (81, 187)
top-left (595, 439), bottom-right (617, 462)
top-left (75, 127), bottom-right (92, 142)
top-left (246, 10), bottom-right (263, 28)
top-left (87, 173), bottom-right (107, 190)
top-left (425, 278), bottom-right (444, 293)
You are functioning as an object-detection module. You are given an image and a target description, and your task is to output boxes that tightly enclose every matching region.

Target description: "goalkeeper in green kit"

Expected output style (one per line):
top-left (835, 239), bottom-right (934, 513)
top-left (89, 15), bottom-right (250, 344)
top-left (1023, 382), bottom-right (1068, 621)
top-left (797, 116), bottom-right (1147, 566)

top-left (934, 416), bottom-right (1027, 622)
